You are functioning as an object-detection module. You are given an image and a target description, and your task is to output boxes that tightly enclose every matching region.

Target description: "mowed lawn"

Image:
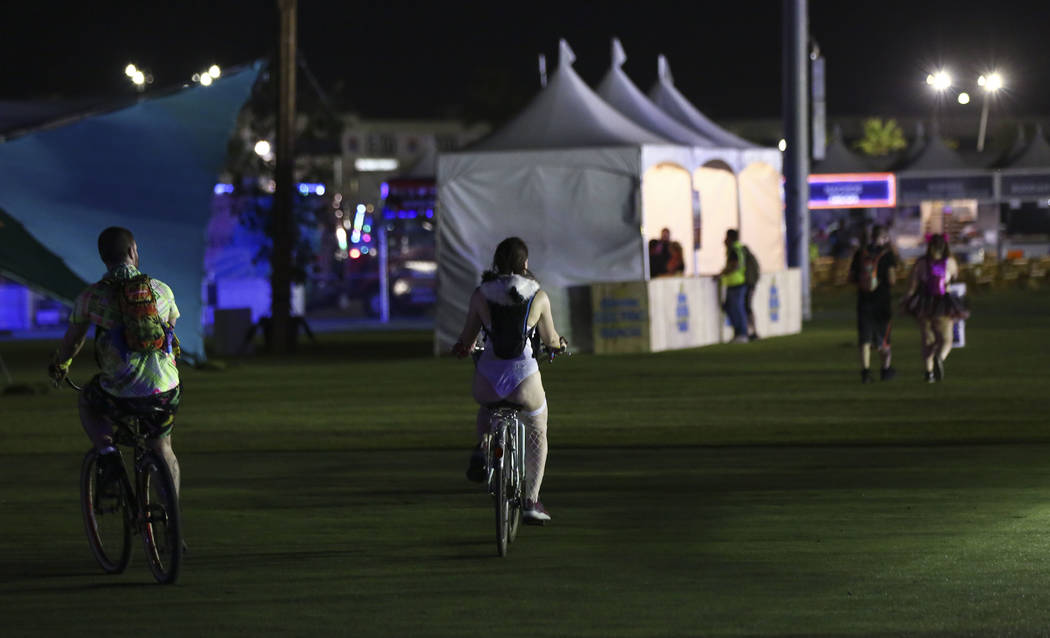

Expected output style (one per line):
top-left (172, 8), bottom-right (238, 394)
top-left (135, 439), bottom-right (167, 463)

top-left (2, 288), bottom-right (1050, 637)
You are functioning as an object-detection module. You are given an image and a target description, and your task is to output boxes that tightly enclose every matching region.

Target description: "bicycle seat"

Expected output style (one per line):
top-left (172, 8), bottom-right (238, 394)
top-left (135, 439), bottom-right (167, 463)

top-left (484, 400), bottom-right (523, 410)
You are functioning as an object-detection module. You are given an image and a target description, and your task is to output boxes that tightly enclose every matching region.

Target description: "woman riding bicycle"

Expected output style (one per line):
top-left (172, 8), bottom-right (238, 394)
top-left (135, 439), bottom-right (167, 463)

top-left (453, 237), bottom-right (566, 524)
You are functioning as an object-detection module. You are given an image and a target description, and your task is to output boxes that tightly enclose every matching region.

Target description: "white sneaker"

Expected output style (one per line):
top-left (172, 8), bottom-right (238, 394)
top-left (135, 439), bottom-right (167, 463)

top-left (731, 335), bottom-right (749, 344)
top-left (522, 500), bottom-right (551, 525)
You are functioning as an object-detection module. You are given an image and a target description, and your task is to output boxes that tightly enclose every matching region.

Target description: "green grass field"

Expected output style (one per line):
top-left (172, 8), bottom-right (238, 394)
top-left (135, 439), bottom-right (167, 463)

top-left (2, 289), bottom-right (1050, 637)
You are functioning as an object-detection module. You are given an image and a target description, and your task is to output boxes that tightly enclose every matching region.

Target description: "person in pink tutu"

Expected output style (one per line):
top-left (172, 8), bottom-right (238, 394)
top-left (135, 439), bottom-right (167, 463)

top-left (902, 234), bottom-right (970, 382)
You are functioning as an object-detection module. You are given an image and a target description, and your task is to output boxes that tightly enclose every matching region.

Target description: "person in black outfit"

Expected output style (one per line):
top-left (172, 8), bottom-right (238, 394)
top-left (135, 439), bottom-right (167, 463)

top-left (648, 228), bottom-right (672, 277)
top-left (848, 225), bottom-right (899, 383)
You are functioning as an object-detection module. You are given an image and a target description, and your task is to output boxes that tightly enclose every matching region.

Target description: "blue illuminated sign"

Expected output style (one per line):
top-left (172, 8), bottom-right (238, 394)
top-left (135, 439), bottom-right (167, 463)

top-left (808, 173), bottom-right (896, 209)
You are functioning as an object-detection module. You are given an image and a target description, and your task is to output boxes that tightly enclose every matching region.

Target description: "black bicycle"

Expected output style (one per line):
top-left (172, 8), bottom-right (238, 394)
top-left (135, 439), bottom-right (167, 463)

top-left (71, 379), bottom-right (183, 584)
top-left (475, 342), bottom-right (567, 557)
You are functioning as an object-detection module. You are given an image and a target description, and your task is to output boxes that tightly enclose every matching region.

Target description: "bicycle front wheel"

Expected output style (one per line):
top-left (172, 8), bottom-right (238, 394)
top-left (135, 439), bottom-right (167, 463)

top-left (138, 453), bottom-right (183, 584)
top-left (80, 450), bottom-right (132, 574)
top-left (493, 425), bottom-right (510, 557)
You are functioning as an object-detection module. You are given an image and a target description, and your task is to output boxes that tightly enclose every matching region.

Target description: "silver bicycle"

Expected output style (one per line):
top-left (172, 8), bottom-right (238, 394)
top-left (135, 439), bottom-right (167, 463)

top-left (475, 343), bottom-right (566, 557)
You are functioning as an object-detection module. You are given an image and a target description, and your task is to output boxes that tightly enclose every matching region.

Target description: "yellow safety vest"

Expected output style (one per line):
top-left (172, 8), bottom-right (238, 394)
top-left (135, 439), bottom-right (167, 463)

top-left (720, 242), bottom-right (747, 287)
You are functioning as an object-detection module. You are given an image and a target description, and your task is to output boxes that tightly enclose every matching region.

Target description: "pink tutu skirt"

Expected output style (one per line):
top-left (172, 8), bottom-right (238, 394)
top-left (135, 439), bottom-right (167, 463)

top-left (902, 291), bottom-right (970, 320)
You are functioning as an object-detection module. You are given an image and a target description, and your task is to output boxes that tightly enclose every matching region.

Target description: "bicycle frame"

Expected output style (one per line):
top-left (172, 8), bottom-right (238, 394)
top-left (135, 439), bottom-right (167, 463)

top-left (486, 407), bottom-right (526, 498)
top-left (485, 406), bottom-right (526, 557)
top-left (69, 379), bottom-right (182, 583)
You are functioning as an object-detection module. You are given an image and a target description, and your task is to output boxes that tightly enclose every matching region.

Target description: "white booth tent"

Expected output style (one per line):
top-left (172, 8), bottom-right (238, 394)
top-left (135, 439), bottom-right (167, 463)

top-left (646, 55), bottom-right (786, 276)
top-left (436, 41), bottom-right (794, 354)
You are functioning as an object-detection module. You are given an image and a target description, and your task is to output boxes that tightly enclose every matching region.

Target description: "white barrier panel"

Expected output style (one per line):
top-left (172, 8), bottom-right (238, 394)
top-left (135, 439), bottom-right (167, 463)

top-left (948, 282), bottom-right (966, 348)
top-left (721, 269), bottom-right (802, 342)
top-left (586, 269), bottom-right (801, 354)
top-left (590, 281), bottom-right (651, 354)
top-left (647, 276), bottom-right (721, 352)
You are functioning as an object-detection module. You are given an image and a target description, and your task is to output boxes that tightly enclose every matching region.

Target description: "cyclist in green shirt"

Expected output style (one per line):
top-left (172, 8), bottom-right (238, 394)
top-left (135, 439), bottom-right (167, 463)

top-left (48, 227), bottom-right (182, 496)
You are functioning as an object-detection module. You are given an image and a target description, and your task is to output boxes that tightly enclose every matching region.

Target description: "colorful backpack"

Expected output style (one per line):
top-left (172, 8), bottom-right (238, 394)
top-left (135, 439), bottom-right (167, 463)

top-left (858, 248), bottom-right (887, 293)
top-left (109, 274), bottom-right (167, 353)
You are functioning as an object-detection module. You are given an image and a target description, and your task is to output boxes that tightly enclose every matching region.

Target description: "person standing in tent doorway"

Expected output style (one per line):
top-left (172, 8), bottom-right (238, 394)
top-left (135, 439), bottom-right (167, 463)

top-left (649, 228), bottom-right (672, 277)
top-left (47, 227), bottom-right (183, 499)
top-left (666, 241), bottom-right (685, 275)
top-left (848, 225), bottom-right (899, 383)
top-left (718, 229), bottom-right (750, 343)
top-left (452, 237), bottom-right (567, 524)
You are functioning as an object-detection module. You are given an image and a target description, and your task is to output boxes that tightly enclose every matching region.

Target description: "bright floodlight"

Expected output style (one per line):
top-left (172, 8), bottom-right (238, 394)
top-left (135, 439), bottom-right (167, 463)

top-left (208, 64), bottom-right (221, 79)
top-left (132, 70), bottom-right (146, 86)
top-left (254, 140), bottom-right (271, 157)
top-left (930, 70), bottom-right (952, 91)
top-left (125, 63), bottom-right (137, 78)
top-left (981, 72), bottom-right (1004, 92)
top-left (777, 139), bottom-right (787, 152)
top-left (200, 73), bottom-right (213, 86)
top-left (958, 92), bottom-right (971, 105)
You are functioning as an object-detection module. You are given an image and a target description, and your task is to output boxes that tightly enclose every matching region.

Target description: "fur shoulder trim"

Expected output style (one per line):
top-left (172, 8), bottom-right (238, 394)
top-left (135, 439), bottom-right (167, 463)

top-left (479, 275), bottom-right (540, 305)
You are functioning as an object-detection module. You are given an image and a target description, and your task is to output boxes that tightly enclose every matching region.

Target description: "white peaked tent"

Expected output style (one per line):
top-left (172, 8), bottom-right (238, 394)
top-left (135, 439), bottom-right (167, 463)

top-left (647, 54), bottom-right (785, 276)
top-left (470, 41), bottom-right (670, 150)
top-left (596, 39), bottom-right (714, 147)
top-left (436, 40), bottom-right (704, 352)
top-left (436, 41), bottom-right (797, 354)
top-left (597, 39), bottom-right (751, 274)
top-left (648, 55), bottom-right (757, 150)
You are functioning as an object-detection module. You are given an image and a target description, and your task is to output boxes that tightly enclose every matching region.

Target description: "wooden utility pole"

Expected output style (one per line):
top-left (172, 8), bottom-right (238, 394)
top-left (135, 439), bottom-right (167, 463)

top-left (271, 0), bottom-right (297, 353)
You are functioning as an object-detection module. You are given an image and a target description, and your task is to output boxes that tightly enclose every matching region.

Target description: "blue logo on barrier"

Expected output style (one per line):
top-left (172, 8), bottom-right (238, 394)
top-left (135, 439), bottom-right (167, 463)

top-left (769, 284), bottom-right (780, 322)
top-left (675, 288), bottom-right (689, 333)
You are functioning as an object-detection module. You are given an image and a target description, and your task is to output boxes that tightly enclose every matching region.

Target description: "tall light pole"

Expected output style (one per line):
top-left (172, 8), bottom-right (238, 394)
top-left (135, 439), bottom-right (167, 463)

top-left (782, 0), bottom-right (810, 319)
top-left (272, 0), bottom-right (297, 354)
top-left (977, 72), bottom-right (1004, 152)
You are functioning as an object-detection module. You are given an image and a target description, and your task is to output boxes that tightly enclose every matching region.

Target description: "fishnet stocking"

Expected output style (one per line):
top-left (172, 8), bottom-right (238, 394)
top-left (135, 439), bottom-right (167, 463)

top-left (523, 407), bottom-right (548, 503)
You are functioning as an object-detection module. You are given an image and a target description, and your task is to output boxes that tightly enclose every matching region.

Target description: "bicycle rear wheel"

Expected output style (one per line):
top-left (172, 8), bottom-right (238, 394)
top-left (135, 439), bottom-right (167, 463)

top-left (507, 421), bottom-right (523, 544)
top-left (80, 450), bottom-right (132, 574)
top-left (138, 453), bottom-right (183, 584)
top-left (493, 424), bottom-right (510, 557)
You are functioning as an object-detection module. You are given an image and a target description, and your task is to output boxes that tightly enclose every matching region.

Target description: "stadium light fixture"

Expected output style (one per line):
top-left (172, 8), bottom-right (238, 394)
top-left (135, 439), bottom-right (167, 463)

top-left (928, 70), bottom-right (952, 91)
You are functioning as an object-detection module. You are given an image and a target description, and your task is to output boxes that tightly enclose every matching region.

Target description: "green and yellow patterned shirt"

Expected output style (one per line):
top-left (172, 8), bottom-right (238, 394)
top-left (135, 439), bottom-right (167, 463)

top-left (70, 264), bottom-right (180, 398)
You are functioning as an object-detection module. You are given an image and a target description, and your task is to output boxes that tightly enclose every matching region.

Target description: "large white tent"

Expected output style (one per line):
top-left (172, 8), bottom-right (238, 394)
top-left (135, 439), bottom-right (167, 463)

top-left (647, 54), bottom-right (786, 276)
top-left (436, 41), bottom-right (795, 354)
top-left (648, 56), bottom-right (757, 150)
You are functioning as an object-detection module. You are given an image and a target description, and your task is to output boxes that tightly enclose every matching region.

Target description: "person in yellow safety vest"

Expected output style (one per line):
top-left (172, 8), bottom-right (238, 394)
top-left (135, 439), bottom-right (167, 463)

top-left (718, 229), bottom-right (750, 343)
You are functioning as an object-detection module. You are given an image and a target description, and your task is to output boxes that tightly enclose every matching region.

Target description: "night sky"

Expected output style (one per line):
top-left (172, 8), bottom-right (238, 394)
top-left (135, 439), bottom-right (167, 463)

top-left (3, 0), bottom-right (1048, 124)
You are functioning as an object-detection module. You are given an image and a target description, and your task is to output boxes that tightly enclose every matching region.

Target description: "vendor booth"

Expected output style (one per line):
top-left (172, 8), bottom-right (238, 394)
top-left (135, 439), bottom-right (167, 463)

top-left (435, 41), bottom-right (800, 355)
top-left (998, 126), bottom-right (1050, 258)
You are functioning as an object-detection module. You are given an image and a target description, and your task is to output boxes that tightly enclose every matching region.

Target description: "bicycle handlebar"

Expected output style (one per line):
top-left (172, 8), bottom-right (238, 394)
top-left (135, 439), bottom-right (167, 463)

top-left (538, 343), bottom-right (571, 363)
top-left (468, 342), bottom-right (570, 363)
